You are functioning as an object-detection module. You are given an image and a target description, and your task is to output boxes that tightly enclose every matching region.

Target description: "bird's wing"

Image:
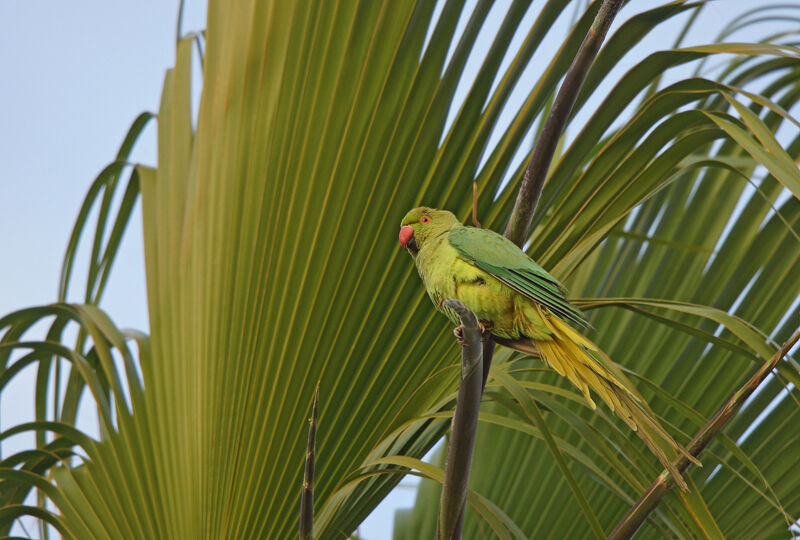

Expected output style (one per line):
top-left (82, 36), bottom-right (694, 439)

top-left (448, 227), bottom-right (589, 328)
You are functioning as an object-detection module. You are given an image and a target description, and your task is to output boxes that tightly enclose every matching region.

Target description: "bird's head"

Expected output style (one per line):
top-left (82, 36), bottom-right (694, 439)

top-left (399, 207), bottom-right (459, 256)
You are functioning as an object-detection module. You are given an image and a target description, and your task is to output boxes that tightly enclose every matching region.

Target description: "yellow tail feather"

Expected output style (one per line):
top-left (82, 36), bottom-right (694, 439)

top-left (495, 305), bottom-right (700, 491)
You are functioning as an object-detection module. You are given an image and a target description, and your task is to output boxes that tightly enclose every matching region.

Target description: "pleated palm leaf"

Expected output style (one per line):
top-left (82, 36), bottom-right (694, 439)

top-left (2, 1), bottom-right (799, 539)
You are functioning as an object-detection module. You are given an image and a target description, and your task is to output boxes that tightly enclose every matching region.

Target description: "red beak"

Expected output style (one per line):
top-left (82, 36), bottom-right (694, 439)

top-left (399, 225), bottom-right (414, 248)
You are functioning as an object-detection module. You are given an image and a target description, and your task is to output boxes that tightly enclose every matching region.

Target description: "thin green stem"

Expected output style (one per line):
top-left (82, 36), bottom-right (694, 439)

top-left (176, 0), bottom-right (186, 43)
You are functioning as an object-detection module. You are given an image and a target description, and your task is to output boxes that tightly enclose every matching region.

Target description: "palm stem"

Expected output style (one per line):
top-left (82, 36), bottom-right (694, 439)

top-left (438, 300), bottom-right (483, 540)
top-left (608, 331), bottom-right (800, 540)
top-left (442, 2), bottom-right (624, 536)
top-left (299, 382), bottom-right (320, 540)
top-left (505, 0), bottom-right (624, 247)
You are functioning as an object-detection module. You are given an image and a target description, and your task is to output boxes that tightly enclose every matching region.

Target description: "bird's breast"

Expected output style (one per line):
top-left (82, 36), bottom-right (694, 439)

top-left (415, 236), bottom-right (459, 304)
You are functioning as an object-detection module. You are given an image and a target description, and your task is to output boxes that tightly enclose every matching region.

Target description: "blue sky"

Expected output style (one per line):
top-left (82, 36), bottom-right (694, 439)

top-left (0, 1), bottom-right (795, 538)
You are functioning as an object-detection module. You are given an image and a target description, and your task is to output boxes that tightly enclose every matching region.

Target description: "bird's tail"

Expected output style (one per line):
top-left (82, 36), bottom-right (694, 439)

top-left (495, 306), bottom-right (700, 491)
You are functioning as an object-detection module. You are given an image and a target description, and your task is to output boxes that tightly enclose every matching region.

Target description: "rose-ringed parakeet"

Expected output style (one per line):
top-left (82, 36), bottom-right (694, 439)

top-left (399, 207), bottom-right (699, 489)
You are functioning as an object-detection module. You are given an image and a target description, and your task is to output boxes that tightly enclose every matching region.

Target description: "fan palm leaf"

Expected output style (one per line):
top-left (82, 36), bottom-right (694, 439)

top-left (2, 1), bottom-right (799, 538)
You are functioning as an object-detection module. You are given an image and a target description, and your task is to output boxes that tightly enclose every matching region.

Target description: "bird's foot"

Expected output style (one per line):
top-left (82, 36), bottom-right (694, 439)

top-left (479, 321), bottom-right (493, 342)
top-left (454, 322), bottom-right (492, 344)
top-left (453, 325), bottom-right (465, 345)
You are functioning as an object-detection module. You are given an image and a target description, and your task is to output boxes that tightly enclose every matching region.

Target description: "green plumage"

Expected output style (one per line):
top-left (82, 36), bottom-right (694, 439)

top-left (399, 206), bottom-right (699, 490)
top-left (448, 227), bottom-right (588, 328)
top-left (399, 206), bottom-right (582, 342)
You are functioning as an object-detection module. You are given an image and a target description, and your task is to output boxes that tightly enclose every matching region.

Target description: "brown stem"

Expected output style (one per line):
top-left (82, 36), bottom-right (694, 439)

top-left (480, 341), bottom-right (495, 393)
top-left (471, 182), bottom-right (482, 228)
top-left (299, 381), bottom-right (320, 540)
top-left (607, 331), bottom-right (800, 540)
top-left (437, 2), bottom-right (625, 536)
top-left (438, 300), bottom-right (483, 540)
top-left (504, 0), bottom-right (624, 247)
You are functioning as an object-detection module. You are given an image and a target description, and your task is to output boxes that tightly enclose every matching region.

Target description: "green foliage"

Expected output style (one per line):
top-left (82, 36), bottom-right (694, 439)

top-left (2, 1), bottom-right (800, 539)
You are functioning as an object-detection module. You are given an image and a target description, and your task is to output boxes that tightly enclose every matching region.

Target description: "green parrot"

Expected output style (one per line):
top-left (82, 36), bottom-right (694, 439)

top-left (399, 206), bottom-right (698, 489)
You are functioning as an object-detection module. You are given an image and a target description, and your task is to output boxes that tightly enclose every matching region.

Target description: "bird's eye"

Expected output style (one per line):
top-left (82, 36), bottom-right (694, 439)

top-left (420, 215), bottom-right (431, 224)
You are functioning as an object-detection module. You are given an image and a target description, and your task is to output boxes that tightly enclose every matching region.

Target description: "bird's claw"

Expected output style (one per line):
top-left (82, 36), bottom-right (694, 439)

top-left (479, 321), bottom-right (493, 343)
top-left (454, 322), bottom-right (492, 345)
top-left (453, 325), bottom-right (466, 345)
